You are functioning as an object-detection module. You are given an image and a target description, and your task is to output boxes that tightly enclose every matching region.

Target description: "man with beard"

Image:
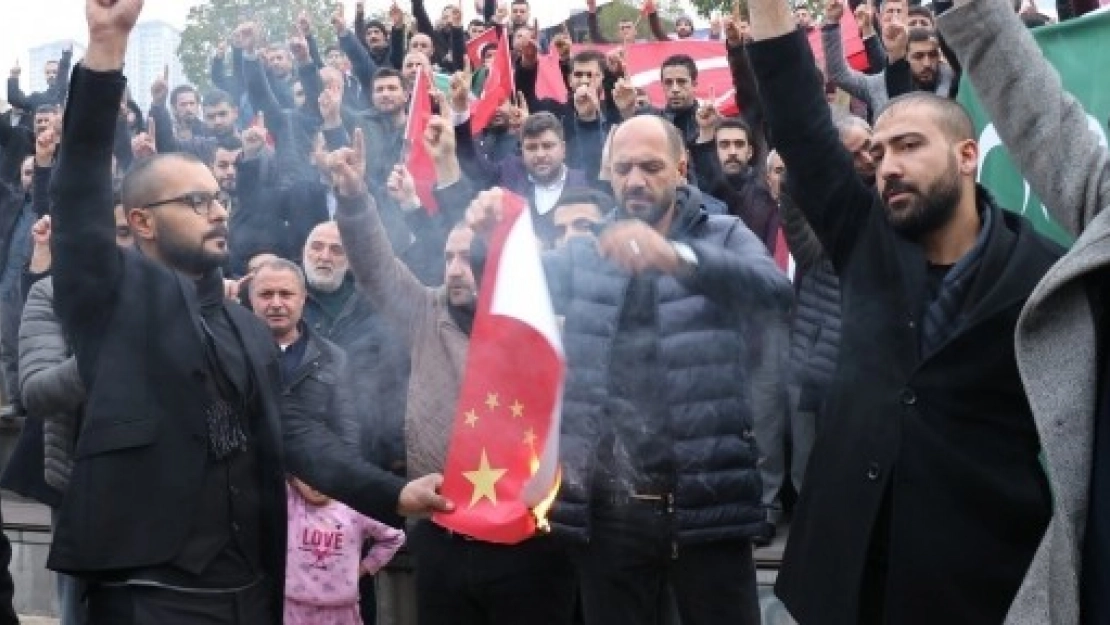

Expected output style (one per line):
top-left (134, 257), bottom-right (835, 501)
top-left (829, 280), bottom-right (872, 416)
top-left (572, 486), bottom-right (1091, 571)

top-left (169, 85), bottom-right (206, 141)
top-left (152, 88), bottom-right (241, 166)
top-left (47, 4), bottom-right (451, 621)
top-left (210, 140), bottom-right (240, 201)
top-left (466, 114), bottom-right (791, 625)
top-left (333, 128), bottom-right (575, 625)
top-left (837, 115), bottom-right (878, 186)
top-left (823, 0), bottom-right (956, 120)
top-left (747, 0), bottom-right (1063, 620)
top-left (615, 56), bottom-right (701, 158)
top-left (691, 115), bottom-right (780, 251)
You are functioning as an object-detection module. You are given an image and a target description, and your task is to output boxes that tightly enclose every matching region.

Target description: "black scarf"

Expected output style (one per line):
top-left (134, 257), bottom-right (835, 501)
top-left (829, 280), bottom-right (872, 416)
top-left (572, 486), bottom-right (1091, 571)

top-left (448, 303), bottom-right (475, 336)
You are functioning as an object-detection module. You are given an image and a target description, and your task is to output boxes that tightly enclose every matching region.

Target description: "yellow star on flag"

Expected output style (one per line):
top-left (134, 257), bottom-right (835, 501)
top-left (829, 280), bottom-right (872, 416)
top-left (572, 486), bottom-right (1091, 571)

top-left (511, 400), bottom-right (524, 418)
top-left (485, 393), bottom-right (500, 411)
top-left (464, 409), bottom-right (479, 428)
top-left (462, 449), bottom-right (507, 508)
top-left (523, 428), bottom-right (537, 447)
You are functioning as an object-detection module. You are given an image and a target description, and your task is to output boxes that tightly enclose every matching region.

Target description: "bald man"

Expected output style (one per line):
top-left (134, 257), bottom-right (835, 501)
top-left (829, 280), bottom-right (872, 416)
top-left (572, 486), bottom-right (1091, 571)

top-left (466, 114), bottom-right (794, 625)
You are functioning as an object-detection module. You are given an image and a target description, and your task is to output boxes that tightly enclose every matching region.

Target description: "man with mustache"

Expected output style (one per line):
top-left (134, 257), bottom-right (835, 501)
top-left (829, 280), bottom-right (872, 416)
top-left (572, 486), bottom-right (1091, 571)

top-left (46, 3), bottom-right (451, 622)
top-left (746, 0), bottom-right (1064, 621)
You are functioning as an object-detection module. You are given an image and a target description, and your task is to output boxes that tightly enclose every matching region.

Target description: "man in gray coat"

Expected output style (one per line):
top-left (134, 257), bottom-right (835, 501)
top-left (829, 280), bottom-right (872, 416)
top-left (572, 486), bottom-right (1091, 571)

top-left (937, 1), bottom-right (1110, 623)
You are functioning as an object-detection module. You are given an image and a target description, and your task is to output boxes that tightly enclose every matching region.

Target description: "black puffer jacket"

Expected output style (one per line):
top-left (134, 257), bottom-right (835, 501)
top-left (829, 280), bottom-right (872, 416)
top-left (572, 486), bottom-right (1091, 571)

top-left (548, 185), bottom-right (794, 544)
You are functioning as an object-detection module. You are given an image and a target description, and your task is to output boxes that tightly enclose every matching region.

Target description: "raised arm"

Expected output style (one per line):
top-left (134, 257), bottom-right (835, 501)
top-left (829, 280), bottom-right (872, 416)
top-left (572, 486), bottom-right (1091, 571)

top-left (938, 0), bottom-right (1108, 237)
top-left (748, 0), bottom-right (876, 269)
top-left (821, 23), bottom-right (881, 111)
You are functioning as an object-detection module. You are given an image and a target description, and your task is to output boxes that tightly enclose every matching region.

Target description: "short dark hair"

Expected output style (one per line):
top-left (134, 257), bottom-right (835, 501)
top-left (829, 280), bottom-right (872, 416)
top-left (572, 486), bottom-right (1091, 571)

top-left (554, 187), bottom-right (614, 215)
top-left (661, 54), bottom-right (698, 82)
top-left (715, 118), bottom-right (752, 141)
top-left (511, 0), bottom-right (529, 6)
top-left (521, 112), bottom-right (564, 141)
top-left (170, 84), bottom-right (198, 108)
top-left (468, 19), bottom-right (486, 29)
top-left (908, 6), bottom-right (934, 21)
top-left (365, 19), bottom-right (387, 35)
top-left (373, 67), bottom-right (406, 89)
top-left (571, 49), bottom-right (605, 70)
top-left (202, 89), bottom-right (234, 109)
top-left (908, 27), bottom-right (937, 45)
top-left (121, 153), bottom-right (206, 208)
top-left (34, 104), bottom-right (60, 116)
top-left (878, 92), bottom-right (975, 143)
top-left (214, 134), bottom-right (244, 153)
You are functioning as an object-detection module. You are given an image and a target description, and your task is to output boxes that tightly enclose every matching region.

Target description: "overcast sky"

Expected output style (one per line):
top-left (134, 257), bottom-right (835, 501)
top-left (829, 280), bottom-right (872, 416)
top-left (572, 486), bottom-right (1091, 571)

top-left (0, 0), bottom-right (710, 92)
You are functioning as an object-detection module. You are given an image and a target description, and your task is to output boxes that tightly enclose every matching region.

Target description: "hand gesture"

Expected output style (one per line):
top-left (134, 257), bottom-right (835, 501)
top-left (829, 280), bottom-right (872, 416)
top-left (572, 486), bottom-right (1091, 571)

top-left (318, 87), bottom-right (342, 127)
top-left (825, 0), bottom-right (845, 24)
top-left (587, 0), bottom-right (598, 12)
top-left (331, 3), bottom-right (348, 36)
top-left (327, 127), bottom-right (368, 198)
top-left (723, 16), bottom-right (742, 46)
top-left (709, 15), bottom-right (723, 35)
top-left (356, 1), bottom-right (366, 15)
top-left (85, 0), bottom-right (144, 70)
top-left (494, 3), bottom-right (509, 24)
top-left (422, 115), bottom-right (457, 163)
top-left (387, 164), bottom-right (420, 210)
top-left (397, 473), bottom-right (454, 517)
top-left (519, 37), bottom-right (539, 69)
top-left (212, 41), bottom-right (228, 60)
top-left (234, 22), bottom-right (258, 53)
top-left (9, 61), bottom-right (19, 80)
top-left (643, 0), bottom-right (657, 14)
top-left (605, 47), bottom-right (626, 77)
top-left (35, 127), bottom-right (58, 166)
top-left (30, 216), bottom-right (51, 248)
top-left (552, 30), bottom-right (572, 59)
top-left (464, 187), bottom-right (506, 235)
top-left (883, 20), bottom-right (908, 60)
top-left (242, 121), bottom-right (268, 157)
top-left (289, 33), bottom-right (310, 64)
top-left (389, 3), bottom-right (405, 28)
top-left (573, 83), bottom-right (600, 120)
top-left (131, 131), bottom-right (157, 160)
top-left (855, 2), bottom-right (875, 35)
top-left (696, 100), bottom-right (720, 143)
top-left (151, 64), bottom-right (169, 106)
top-left (599, 220), bottom-right (680, 275)
top-left (296, 10), bottom-right (312, 37)
top-left (612, 77), bottom-right (638, 115)
top-left (449, 63), bottom-right (472, 115)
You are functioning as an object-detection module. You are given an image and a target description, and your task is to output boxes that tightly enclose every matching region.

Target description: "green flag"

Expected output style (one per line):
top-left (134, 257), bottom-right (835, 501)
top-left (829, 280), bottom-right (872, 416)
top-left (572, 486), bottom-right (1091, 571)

top-left (958, 10), bottom-right (1110, 247)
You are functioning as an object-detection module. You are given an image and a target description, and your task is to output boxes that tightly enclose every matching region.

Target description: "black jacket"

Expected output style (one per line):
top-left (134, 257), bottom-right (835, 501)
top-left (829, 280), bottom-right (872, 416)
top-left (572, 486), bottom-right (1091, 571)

top-left (47, 66), bottom-right (405, 612)
top-left (548, 185), bottom-right (793, 543)
top-left (751, 30), bottom-right (1059, 625)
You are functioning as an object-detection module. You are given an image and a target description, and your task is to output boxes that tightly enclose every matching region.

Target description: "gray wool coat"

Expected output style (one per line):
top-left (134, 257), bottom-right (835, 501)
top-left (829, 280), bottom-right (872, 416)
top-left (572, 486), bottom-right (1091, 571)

top-left (19, 277), bottom-right (85, 494)
top-left (940, 2), bottom-right (1110, 624)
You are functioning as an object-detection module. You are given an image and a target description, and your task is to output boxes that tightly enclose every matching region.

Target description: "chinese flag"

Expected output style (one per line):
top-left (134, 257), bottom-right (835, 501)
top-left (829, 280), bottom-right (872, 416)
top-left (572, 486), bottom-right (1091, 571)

top-left (466, 26), bottom-right (499, 69)
top-left (433, 191), bottom-right (565, 544)
top-left (470, 28), bottom-right (514, 135)
top-left (404, 69), bottom-right (439, 213)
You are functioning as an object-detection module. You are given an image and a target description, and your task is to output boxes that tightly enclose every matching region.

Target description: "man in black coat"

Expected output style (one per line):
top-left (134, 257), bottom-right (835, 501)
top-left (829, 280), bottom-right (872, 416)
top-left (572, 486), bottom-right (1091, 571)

top-left (48, 3), bottom-right (451, 623)
top-left (746, 2), bottom-right (1061, 623)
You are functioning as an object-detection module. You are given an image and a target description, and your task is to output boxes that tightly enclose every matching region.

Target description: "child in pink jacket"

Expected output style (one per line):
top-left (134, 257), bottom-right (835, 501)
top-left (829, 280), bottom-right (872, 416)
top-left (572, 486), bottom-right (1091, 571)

top-left (285, 478), bottom-right (405, 625)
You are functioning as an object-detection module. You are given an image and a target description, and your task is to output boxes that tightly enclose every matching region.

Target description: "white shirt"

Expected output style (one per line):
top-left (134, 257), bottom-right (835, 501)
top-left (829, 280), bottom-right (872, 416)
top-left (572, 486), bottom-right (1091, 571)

top-left (531, 165), bottom-right (568, 216)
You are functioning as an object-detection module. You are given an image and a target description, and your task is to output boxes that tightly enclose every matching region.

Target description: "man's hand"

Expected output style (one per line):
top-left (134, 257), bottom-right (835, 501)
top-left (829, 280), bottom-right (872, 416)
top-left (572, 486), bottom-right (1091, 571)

top-left (296, 10), bottom-right (312, 37)
top-left (35, 127), bottom-right (58, 167)
top-left (573, 84), bottom-right (600, 121)
top-left (9, 62), bottom-right (20, 80)
top-left (696, 101), bottom-right (720, 144)
top-left (855, 2), bottom-right (875, 36)
top-left (449, 63), bottom-right (472, 115)
top-left (319, 87), bottom-right (343, 128)
top-left (150, 64), bottom-right (169, 107)
top-left (612, 77), bottom-right (638, 117)
top-left (289, 33), bottom-right (310, 65)
top-left (422, 115), bottom-right (457, 164)
top-left (85, 0), bottom-right (144, 71)
top-left (825, 0), bottom-right (845, 23)
top-left (387, 164), bottom-right (421, 211)
top-left (31, 216), bottom-right (51, 248)
top-left (241, 121), bottom-right (268, 158)
top-left (397, 473), bottom-right (454, 517)
top-left (552, 30), bottom-right (572, 59)
top-left (883, 20), bottom-right (909, 61)
top-left (723, 16), bottom-right (750, 46)
top-left (235, 22), bottom-right (259, 54)
top-left (709, 15), bottom-right (723, 37)
top-left (519, 37), bottom-right (539, 69)
top-left (587, 0), bottom-right (598, 13)
top-left (605, 47), bottom-right (626, 77)
top-left (131, 118), bottom-right (156, 160)
top-left (328, 127), bottom-right (368, 198)
top-left (390, 3), bottom-right (406, 28)
top-left (331, 3), bottom-right (348, 36)
top-left (493, 3), bottom-right (509, 24)
top-left (599, 221), bottom-right (681, 275)
top-left (464, 187), bottom-right (506, 235)
top-left (29, 215), bottom-right (52, 274)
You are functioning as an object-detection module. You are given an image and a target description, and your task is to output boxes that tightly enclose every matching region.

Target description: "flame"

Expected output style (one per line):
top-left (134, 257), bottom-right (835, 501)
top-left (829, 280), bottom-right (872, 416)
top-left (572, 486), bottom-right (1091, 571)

top-left (528, 456), bottom-right (562, 534)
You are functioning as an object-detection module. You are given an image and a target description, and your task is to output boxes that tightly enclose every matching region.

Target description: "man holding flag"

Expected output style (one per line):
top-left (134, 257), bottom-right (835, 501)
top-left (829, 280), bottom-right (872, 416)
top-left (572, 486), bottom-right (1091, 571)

top-left (466, 114), bottom-right (793, 625)
top-left (335, 118), bottom-right (576, 624)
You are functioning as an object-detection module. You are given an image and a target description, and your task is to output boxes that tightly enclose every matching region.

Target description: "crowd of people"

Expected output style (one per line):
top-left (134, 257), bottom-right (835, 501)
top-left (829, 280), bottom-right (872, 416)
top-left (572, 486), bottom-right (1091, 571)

top-left (0, 0), bottom-right (1105, 623)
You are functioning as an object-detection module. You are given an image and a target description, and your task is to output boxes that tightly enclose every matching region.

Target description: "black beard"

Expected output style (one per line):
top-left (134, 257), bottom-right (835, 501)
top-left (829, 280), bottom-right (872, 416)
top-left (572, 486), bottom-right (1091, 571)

top-left (160, 227), bottom-right (229, 276)
top-left (883, 157), bottom-right (962, 240)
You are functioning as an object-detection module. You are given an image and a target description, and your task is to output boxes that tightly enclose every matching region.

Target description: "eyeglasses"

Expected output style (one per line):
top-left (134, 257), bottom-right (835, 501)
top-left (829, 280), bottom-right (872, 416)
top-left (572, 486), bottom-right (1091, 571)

top-left (145, 191), bottom-right (225, 216)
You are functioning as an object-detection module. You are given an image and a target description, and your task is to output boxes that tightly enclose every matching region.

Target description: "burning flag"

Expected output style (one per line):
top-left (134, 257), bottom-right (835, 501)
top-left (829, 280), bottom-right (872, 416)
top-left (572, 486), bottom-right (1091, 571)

top-left (433, 191), bottom-right (565, 544)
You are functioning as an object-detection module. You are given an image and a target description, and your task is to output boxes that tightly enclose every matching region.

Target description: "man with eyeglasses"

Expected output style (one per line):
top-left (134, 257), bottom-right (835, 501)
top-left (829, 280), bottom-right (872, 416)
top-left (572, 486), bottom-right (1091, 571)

top-left (46, 3), bottom-right (452, 623)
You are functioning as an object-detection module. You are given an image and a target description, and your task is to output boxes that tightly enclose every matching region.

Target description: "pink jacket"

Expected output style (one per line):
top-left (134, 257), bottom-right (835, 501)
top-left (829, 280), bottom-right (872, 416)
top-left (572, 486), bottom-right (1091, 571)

top-left (285, 484), bottom-right (405, 607)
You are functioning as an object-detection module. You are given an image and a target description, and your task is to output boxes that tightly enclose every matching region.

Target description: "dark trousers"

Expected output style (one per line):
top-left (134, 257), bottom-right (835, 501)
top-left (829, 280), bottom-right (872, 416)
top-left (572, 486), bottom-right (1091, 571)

top-left (85, 581), bottom-right (273, 625)
top-left (572, 499), bottom-right (761, 625)
top-left (409, 520), bottom-right (576, 625)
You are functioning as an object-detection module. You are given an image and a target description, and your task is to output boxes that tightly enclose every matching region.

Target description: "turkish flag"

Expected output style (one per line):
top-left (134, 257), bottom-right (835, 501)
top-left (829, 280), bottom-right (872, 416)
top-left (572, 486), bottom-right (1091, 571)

top-left (433, 191), bottom-right (565, 544)
top-left (471, 28), bottom-right (515, 135)
top-left (466, 26), bottom-right (499, 69)
top-left (808, 11), bottom-right (869, 73)
top-left (404, 70), bottom-right (438, 213)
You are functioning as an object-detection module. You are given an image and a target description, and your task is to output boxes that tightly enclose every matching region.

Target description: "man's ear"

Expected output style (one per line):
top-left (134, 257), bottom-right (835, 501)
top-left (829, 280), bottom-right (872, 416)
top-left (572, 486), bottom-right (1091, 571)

top-left (128, 207), bottom-right (157, 242)
top-left (677, 157), bottom-right (689, 179)
top-left (958, 139), bottom-right (979, 177)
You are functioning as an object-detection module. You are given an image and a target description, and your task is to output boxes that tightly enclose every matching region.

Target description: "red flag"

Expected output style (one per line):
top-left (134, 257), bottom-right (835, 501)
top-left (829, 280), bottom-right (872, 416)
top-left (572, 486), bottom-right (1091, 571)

top-left (404, 70), bottom-right (439, 213)
top-left (470, 28), bottom-right (515, 135)
top-left (466, 26), bottom-right (499, 69)
top-left (433, 191), bottom-right (565, 544)
top-left (807, 10), bottom-right (869, 72)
